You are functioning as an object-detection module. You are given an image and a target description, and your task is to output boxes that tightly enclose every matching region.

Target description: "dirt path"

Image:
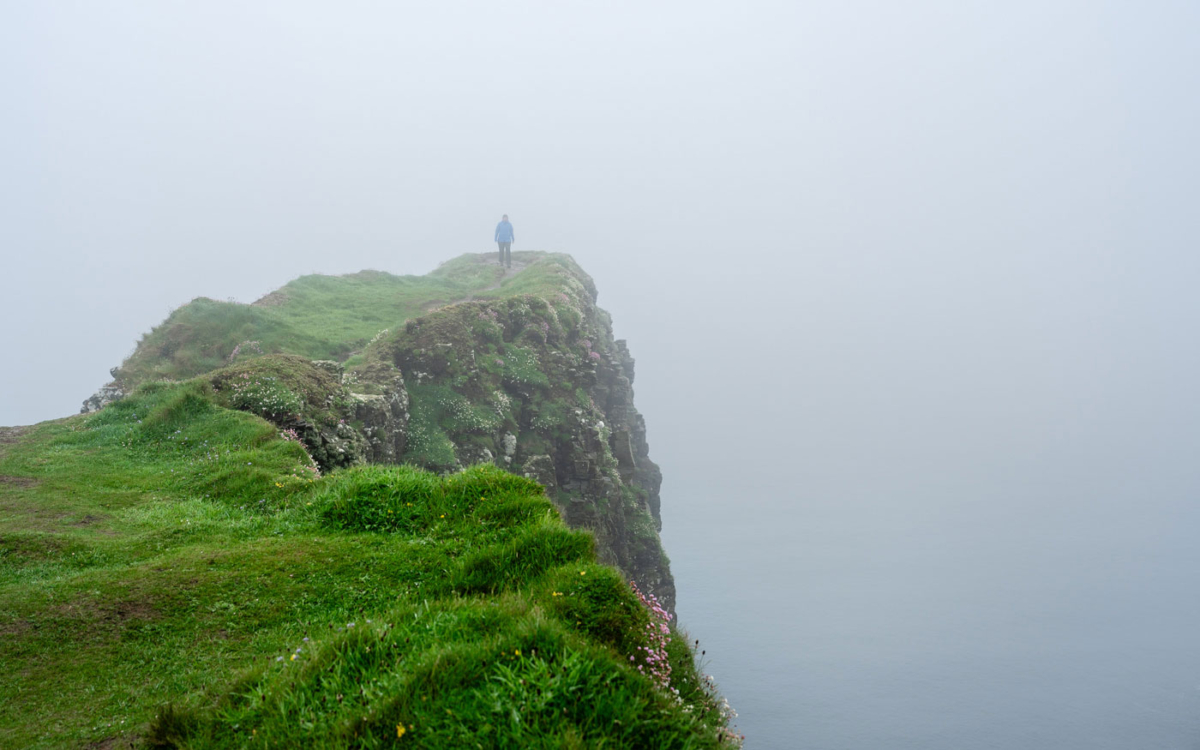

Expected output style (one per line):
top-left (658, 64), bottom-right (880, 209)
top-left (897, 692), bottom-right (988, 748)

top-left (422, 259), bottom-right (529, 311)
top-left (482, 259), bottom-right (528, 290)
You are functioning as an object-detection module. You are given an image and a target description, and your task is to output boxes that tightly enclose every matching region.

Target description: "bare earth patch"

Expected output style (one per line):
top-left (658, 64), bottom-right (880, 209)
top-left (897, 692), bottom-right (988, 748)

top-left (110, 599), bottom-right (157, 622)
top-left (71, 514), bottom-right (117, 536)
top-left (0, 426), bottom-right (28, 444)
top-left (0, 475), bottom-right (38, 488)
top-left (49, 596), bottom-right (161, 636)
top-left (83, 735), bottom-right (138, 749)
top-left (252, 289), bottom-right (290, 307)
top-left (0, 618), bottom-right (33, 637)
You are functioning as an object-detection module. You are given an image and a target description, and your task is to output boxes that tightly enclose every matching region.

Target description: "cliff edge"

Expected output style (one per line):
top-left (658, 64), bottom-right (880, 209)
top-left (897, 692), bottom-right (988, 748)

top-left (85, 252), bottom-right (674, 611)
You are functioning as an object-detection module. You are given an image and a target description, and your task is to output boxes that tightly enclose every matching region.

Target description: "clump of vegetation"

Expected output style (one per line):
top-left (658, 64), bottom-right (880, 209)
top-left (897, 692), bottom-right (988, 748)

top-left (0, 379), bottom-right (739, 748)
top-left (207, 354), bottom-right (364, 472)
top-left (222, 370), bottom-right (305, 420)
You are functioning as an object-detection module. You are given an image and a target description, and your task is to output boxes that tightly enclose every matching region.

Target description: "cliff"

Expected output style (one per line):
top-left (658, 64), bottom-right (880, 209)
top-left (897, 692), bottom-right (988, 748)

top-left (85, 252), bottom-right (674, 611)
top-left (0, 253), bottom-right (746, 747)
top-left (0, 383), bottom-right (739, 747)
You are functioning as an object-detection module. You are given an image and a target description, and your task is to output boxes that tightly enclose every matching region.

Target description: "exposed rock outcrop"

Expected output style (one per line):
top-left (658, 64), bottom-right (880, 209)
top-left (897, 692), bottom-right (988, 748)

top-left (206, 354), bottom-right (409, 473)
top-left (347, 366), bottom-right (410, 465)
top-left (81, 370), bottom-right (125, 414)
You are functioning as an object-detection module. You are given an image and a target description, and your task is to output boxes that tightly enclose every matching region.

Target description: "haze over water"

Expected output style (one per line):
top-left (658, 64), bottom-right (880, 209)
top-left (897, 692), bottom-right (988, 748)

top-left (4, 2), bottom-right (1199, 748)
top-left (625, 197), bottom-right (1200, 745)
top-left (657, 353), bottom-right (1200, 747)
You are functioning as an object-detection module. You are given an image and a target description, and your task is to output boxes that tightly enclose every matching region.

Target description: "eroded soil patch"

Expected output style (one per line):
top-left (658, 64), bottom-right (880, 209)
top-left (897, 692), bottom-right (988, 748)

top-left (51, 596), bottom-right (160, 633)
top-left (83, 735), bottom-right (138, 749)
top-left (0, 426), bottom-right (28, 444)
top-left (0, 618), bottom-right (33, 637)
top-left (0, 475), bottom-right (38, 488)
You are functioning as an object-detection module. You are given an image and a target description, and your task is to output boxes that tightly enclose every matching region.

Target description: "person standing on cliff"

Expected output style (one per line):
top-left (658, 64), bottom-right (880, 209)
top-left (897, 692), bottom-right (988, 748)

top-left (494, 214), bottom-right (515, 268)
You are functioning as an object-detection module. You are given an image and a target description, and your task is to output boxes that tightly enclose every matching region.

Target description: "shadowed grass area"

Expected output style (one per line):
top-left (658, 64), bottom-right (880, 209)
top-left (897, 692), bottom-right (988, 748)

top-left (0, 380), bottom-right (735, 748)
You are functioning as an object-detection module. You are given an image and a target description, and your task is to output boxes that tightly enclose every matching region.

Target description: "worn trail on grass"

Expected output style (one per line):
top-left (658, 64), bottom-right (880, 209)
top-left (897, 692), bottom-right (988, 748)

top-left (422, 259), bottom-right (529, 311)
top-left (0, 425), bottom-right (29, 446)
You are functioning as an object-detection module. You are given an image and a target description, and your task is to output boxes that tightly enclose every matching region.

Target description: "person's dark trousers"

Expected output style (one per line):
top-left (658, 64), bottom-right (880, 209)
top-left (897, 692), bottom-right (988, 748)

top-left (498, 242), bottom-right (511, 267)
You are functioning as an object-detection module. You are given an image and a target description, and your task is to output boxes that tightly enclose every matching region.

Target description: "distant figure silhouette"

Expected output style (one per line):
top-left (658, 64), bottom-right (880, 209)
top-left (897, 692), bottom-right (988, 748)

top-left (494, 215), bottom-right (514, 268)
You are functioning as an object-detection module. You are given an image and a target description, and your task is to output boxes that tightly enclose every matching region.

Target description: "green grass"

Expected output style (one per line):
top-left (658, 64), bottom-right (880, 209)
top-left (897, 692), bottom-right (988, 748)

top-left (0, 381), bottom-right (734, 748)
top-left (115, 253), bottom-right (591, 388)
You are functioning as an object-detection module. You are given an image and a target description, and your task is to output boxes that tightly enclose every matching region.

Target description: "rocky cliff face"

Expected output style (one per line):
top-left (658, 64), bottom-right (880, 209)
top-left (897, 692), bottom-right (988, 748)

top-left (81, 369), bottom-right (125, 414)
top-left (356, 260), bottom-right (674, 610)
top-left (81, 253), bottom-right (675, 612)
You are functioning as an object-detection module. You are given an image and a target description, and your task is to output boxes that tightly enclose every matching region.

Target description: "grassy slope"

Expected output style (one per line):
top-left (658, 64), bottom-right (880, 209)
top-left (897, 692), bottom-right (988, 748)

top-left (116, 253), bottom-right (587, 387)
top-left (0, 382), bottom-right (733, 748)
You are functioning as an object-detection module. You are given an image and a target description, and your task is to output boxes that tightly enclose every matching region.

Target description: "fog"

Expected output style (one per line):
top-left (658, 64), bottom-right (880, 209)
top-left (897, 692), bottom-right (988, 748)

top-left (4, 2), bottom-right (1199, 747)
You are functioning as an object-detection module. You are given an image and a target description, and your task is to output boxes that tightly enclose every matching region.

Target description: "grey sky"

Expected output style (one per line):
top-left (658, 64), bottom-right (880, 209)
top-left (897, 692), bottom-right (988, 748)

top-left (4, 3), bottom-right (1200, 745)
top-left (5, 1), bottom-right (1194, 430)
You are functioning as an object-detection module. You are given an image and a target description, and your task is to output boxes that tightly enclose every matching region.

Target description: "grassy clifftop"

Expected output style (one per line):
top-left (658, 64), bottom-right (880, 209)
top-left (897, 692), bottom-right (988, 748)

top-left (0, 380), bottom-right (738, 747)
top-left (114, 253), bottom-right (595, 388)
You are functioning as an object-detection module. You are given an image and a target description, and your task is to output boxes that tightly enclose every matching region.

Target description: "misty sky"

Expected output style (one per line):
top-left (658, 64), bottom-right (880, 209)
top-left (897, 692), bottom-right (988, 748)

top-left (4, 4), bottom-right (1200, 745)
top-left (5, 1), bottom-right (1196, 431)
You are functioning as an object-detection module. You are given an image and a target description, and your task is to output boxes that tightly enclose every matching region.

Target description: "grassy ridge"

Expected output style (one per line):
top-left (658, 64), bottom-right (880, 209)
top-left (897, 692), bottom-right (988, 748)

top-left (115, 253), bottom-right (591, 387)
top-left (0, 380), bottom-right (736, 748)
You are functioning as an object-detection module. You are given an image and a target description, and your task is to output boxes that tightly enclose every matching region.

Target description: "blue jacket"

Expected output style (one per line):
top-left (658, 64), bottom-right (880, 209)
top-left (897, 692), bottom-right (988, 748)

top-left (494, 220), bottom-right (515, 243)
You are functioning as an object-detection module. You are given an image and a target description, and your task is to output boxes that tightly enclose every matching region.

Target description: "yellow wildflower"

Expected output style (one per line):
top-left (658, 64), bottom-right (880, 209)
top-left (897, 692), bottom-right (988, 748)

top-left (397, 724), bottom-right (406, 739)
